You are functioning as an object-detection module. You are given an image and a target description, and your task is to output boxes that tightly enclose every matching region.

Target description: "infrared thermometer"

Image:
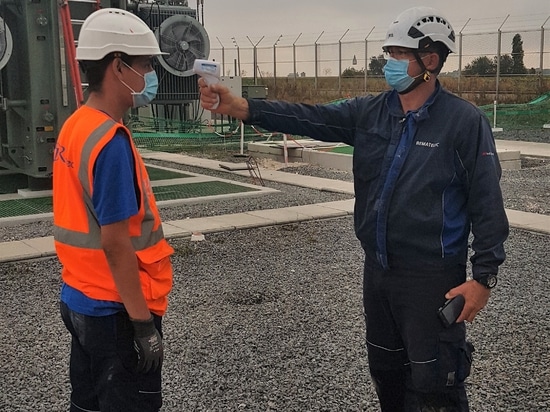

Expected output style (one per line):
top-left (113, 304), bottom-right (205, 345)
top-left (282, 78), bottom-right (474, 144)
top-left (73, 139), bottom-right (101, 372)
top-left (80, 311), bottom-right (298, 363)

top-left (193, 59), bottom-right (221, 109)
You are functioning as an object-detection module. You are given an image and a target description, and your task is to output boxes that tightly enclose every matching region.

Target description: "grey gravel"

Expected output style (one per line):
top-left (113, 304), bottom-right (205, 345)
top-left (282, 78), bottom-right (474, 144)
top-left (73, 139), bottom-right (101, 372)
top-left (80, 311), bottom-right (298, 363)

top-left (0, 129), bottom-right (549, 411)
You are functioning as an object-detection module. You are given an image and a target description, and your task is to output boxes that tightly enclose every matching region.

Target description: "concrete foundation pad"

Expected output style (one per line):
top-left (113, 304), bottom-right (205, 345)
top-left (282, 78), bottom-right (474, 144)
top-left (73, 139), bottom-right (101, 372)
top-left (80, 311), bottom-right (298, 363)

top-left (165, 217), bottom-right (236, 234)
top-left (505, 209), bottom-right (550, 235)
top-left (215, 212), bottom-right (277, 229)
top-left (22, 236), bottom-right (55, 257)
top-left (245, 208), bottom-right (313, 224)
top-left (0, 240), bottom-right (46, 262)
top-left (249, 141), bottom-right (522, 170)
top-left (274, 203), bottom-right (351, 219)
top-left (219, 162), bottom-right (250, 171)
top-left (161, 222), bottom-right (192, 238)
top-left (315, 199), bottom-right (355, 214)
top-left (498, 150), bottom-right (522, 170)
top-left (17, 188), bottom-right (52, 198)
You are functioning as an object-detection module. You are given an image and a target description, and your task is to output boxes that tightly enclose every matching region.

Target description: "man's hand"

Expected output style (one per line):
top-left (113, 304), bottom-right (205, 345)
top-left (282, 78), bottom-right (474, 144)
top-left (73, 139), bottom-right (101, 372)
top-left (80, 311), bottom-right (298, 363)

top-left (131, 316), bottom-right (163, 373)
top-left (198, 77), bottom-right (250, 120)
top-left (445, 280), bottom-right (491, 323)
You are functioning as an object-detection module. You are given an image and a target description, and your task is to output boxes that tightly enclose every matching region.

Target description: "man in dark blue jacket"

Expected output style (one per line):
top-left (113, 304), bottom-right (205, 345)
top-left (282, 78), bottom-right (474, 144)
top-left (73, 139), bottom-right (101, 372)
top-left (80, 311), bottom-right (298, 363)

top-left (199, 6), bottom-right (508, 411)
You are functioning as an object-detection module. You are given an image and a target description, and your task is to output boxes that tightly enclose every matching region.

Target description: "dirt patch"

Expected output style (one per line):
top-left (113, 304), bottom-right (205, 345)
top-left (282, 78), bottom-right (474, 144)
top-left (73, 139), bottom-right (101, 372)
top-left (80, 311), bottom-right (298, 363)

top-left (254, 157), bottom-right (310, 171)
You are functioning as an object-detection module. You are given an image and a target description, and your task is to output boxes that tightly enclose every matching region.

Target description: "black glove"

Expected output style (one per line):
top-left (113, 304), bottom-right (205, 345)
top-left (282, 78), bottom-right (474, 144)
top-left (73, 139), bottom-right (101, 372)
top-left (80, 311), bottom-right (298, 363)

top-left (131, 315), bottom-right (163, 373)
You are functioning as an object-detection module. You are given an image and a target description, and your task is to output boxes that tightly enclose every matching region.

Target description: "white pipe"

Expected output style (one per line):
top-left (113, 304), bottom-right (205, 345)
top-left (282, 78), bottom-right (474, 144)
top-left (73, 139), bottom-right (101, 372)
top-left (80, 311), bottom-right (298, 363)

top-left (283, 134), bottom-right (288, 166)
top-left (493, 100), bottom-right (497, 128)
top-left (240, 120), bottom-right (244, 155)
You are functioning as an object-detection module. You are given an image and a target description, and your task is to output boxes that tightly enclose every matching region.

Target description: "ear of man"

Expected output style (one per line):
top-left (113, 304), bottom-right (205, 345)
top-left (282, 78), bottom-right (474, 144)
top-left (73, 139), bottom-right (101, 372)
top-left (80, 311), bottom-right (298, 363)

top-left (425, 52), bottom-right (441, 75)
top-left (112, 57), bottom-right (124, 77)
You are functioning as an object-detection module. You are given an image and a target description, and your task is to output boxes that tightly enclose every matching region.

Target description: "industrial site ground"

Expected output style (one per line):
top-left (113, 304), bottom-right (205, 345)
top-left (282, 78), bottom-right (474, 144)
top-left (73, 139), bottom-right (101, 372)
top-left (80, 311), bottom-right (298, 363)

top-left (0, 130), bottom-right (549, 411)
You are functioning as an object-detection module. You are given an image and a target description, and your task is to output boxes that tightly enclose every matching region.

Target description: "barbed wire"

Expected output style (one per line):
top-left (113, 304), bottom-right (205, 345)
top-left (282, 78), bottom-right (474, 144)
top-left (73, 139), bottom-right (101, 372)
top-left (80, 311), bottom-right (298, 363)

top-left (219, 13), bottom-right (550, 48)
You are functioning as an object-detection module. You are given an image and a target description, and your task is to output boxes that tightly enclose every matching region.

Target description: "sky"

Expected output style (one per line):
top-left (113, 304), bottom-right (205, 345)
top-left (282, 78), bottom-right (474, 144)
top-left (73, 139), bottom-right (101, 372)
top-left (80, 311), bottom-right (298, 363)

top-left (200, 0), bottom-right (550, 47)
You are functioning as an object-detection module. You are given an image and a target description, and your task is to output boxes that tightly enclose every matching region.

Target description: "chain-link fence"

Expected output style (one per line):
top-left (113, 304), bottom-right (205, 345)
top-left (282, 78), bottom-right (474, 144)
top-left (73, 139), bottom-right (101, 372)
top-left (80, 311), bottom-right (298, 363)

top-left (208, 15), bottom-right (550, 107)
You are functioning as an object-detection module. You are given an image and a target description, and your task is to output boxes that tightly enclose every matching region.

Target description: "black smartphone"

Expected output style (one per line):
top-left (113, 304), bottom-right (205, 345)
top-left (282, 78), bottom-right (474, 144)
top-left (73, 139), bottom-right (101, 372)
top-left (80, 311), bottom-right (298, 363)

top-left (437, 294), bottom-right (465, 328)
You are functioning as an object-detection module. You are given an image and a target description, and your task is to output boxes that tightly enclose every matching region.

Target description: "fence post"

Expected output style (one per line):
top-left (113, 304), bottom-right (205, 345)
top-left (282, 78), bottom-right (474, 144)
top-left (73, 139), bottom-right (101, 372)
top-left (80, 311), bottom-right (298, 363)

top-left (216, 37), bottom-right (225, 76)
top-left (231, 37), bottom-right (241, 77)
top-left (338, 29), bottom-right (349, 93)
top-left (495, 15), bottom-right (509, 103)
top-left (540, 16), bottom-right (550, 91)
top-left (273, 34), bottom-right (282, 87)
top-left (364, 26), bottom-right (375, 93)
top-left (247, 35), bottom-right (264, 85)
top-left (457, 18), bottom-right (470, 97)
top-left (293, 33), bottom-right (302, 81)
top-left (314, 31), bottom-right (324, 90)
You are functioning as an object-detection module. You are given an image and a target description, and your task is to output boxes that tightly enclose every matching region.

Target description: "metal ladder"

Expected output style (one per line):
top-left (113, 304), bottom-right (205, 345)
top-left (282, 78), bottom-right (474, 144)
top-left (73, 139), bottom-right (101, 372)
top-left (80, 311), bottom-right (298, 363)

top-left (58, 0), bottom-right (101, 108)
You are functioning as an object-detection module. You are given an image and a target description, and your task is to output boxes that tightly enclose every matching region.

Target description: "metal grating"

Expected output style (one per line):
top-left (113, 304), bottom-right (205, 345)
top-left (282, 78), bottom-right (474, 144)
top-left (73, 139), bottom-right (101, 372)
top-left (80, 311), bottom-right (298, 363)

top-left (152, 181), bottom-right (259, 202)
top-left (0, 167), bottom-right (261, 219)
top-left (146, 167), bottom-right (193, 180)
top-left (0, 197), bottom-right (53, 218)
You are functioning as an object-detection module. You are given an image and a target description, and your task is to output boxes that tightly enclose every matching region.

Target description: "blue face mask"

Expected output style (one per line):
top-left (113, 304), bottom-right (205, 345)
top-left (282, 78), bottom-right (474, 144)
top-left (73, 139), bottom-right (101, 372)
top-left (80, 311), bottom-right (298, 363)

top-left (383, 57), bottom-right (415, 93)
top-left (120, 62), bottom-right (159, 107)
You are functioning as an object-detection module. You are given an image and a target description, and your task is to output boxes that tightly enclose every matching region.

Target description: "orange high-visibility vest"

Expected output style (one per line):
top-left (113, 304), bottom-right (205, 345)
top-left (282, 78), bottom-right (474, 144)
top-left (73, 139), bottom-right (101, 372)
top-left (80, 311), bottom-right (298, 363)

top-left (53, 106), bottom-right (173, 315)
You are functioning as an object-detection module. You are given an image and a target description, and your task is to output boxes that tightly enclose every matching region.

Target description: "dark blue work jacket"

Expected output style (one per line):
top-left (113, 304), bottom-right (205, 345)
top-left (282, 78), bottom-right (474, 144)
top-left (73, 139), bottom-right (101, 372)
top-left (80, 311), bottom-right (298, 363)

top-left (246, 82), bottom-right (509, 278)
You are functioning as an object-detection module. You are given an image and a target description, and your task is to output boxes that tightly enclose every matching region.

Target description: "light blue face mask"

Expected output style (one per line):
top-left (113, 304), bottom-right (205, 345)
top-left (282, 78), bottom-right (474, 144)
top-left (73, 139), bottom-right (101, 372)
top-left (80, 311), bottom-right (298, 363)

top-left (120, 62), bottom-right (159, 107)
top-left (383, 57), bottom-right (415, 93)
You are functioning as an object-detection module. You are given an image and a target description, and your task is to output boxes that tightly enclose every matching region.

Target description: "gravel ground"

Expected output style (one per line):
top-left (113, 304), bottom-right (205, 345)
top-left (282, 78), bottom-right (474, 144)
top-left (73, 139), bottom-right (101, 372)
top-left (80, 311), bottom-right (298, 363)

top-left (0, 130), bottom-right (549, 411)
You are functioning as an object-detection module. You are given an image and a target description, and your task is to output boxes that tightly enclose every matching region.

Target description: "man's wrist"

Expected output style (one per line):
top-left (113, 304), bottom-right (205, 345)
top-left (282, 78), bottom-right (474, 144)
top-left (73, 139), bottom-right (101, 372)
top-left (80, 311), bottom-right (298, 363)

top-left (474, 274), bottom-right (498, 289)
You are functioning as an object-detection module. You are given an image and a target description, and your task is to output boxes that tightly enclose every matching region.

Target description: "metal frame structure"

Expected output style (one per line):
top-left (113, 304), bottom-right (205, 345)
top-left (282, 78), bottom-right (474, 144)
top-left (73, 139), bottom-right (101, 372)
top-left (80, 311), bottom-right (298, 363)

top-left (0, 0), bottom-right (209, 189)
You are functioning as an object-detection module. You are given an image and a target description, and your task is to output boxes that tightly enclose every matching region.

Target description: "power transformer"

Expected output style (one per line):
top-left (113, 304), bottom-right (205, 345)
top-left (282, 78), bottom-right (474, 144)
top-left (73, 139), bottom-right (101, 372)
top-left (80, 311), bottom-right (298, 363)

top-left (0, 1), bottom-right (75, 188)
top-left (134, 1), bottom-right (210, 110)
top-left (0, 0), bottom-right (210, 188)
top-left (0, 0), bottom-right (123, 188)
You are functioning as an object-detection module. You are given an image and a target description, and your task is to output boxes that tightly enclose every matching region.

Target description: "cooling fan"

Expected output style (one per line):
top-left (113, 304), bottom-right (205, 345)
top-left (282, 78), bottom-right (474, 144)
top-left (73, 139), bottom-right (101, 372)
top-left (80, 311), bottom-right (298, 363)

top-left (156, 14), bottom-right (210, 77)
top-left (0, 17), bottom-right (13, 70)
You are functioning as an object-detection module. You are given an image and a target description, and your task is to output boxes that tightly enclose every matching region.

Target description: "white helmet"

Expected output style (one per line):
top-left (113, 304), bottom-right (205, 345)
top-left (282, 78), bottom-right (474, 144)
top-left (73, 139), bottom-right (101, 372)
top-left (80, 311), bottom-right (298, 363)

top-left (76, 8), bottom-right (167, 61)
top-left (383, 7), bottom-right (456, 54)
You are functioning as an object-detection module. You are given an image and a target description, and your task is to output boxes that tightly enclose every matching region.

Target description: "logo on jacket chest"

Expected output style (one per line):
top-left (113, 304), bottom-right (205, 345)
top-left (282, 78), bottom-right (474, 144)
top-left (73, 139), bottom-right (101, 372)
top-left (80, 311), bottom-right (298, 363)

top-left (415, 140), bottom-right (440, 148)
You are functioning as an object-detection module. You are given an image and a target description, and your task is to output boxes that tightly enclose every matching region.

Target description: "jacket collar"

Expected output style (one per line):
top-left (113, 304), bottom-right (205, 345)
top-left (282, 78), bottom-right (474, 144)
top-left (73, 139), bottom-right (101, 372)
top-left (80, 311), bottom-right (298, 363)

top-left (387, 80), bottom-right (441, 122)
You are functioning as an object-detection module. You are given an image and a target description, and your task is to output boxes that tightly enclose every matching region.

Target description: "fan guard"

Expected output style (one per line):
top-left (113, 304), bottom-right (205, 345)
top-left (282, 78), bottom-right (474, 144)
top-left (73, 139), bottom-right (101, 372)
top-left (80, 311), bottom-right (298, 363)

top-left (156, 14), bottom-right (210, 77)
top-left (0, 17), bottom-right (13, 70)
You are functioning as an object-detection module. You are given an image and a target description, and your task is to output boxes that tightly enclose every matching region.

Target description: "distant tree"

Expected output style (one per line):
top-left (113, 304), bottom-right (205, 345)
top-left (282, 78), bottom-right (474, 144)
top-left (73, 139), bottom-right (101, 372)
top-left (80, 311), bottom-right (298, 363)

top-left (368, 54), bottom-right (386, 75)
top-left (342, 67), bottom-right (365, 77)
top-left (511, 33), bottom-right (527, 74)
top-left (464, 56), bottom-right (495, 75)
top-left (464, 54), bottom-right (516, 75)
top-left (496, 54), bottom-right (514, 74)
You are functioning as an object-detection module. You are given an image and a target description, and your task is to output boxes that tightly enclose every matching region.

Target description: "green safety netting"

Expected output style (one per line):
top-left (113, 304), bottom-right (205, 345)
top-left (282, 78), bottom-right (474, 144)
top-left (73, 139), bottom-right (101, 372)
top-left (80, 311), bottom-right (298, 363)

top-left (479, 93), bottom-right (550, 130)
top-left (330, 94), bottom-right (550, 131)
top-left (127, 115), bottom-right (285, 152)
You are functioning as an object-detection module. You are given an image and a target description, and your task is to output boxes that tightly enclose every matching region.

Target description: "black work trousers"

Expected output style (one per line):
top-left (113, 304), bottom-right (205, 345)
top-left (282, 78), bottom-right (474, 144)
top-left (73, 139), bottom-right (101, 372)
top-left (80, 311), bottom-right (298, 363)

top-left (363, 255), bottom-right (473, 412)
top-left (60, 302), bottom-right (163, 412)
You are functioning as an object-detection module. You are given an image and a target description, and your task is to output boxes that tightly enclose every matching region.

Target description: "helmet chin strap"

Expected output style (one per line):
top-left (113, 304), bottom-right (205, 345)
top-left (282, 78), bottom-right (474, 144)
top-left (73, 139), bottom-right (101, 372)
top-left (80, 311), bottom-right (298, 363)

top-left (398, 52), bottom-right (432, 95)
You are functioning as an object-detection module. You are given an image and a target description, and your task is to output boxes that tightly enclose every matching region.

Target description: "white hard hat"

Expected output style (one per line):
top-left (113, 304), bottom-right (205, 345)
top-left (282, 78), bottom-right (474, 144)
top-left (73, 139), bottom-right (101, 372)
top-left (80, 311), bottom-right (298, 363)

top-left (383, 7), bottom-right (456, 53)
top-left (76, 8), bottom-right (167, 61)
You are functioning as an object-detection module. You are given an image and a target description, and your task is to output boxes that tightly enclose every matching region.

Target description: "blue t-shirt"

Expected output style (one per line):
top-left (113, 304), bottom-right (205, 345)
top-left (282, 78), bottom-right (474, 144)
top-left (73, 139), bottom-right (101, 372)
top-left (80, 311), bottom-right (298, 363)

top-left (61, 131), bottom-right (139, 316)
